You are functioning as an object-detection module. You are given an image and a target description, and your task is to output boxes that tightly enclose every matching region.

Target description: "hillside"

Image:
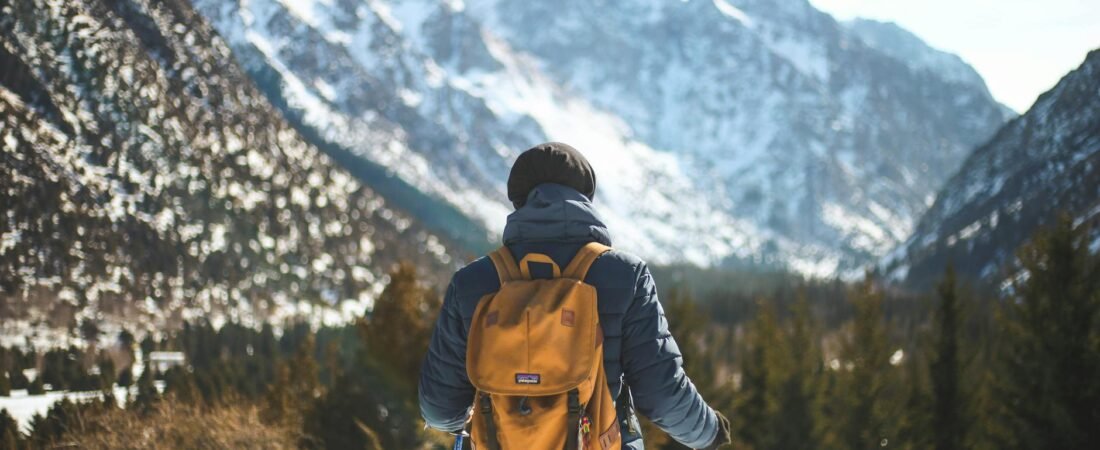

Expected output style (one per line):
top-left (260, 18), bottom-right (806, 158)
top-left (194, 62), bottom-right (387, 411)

top-left (885, 49), bottom-right (1100, 286)
top-left (0, 0), bottom-right (453, 340)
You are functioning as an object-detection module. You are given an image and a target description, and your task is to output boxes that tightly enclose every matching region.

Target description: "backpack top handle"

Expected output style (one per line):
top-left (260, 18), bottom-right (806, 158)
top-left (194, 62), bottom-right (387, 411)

top-left (489, 242), bottom-right (612, 284)
top-left (518, 253), bottom-right (561, 280)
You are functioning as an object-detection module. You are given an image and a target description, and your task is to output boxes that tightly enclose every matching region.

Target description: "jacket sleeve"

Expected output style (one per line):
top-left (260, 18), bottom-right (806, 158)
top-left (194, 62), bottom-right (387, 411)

top-left (620, 262), bottom-right (720, 449)
top-left (418, 277), bottom-right (474, 432)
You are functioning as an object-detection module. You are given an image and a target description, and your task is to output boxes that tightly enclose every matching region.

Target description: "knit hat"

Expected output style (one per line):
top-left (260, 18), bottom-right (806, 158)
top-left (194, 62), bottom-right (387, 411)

top-left (507, 142), bottom-right (597, 209)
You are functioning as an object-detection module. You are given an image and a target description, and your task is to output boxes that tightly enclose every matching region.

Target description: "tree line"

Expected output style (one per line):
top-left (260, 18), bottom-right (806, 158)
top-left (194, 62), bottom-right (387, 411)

top-left (1, 218), bottom-right (1097, 449)
top-left (661, 216), bottom-right (1099, 450)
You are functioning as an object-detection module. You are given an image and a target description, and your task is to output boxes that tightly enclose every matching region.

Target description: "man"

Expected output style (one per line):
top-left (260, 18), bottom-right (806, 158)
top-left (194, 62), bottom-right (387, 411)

top-left (419, 142), bottom-right (732, 449)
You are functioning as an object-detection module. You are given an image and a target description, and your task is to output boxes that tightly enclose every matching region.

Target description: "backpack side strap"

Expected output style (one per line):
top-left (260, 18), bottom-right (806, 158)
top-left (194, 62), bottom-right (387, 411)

top-left (562, 242), bottom-right (612, 281)
top-left (488, 246), bottom-right (522, 284)
top-left (479, 392), bottom-right (501, 450)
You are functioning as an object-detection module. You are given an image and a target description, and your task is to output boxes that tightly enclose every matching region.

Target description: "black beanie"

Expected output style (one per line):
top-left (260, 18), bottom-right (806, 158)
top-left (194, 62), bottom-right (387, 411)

top-left (507, 142), bottom-right (596, 209)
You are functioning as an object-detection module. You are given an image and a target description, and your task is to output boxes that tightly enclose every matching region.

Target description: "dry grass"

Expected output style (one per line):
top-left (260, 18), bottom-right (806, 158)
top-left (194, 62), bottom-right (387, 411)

top-left (57, 401), bottom-right (299, 450)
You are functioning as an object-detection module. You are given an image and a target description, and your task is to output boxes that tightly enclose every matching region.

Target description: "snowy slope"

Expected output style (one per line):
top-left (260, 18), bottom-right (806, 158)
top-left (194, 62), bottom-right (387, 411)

top-left (193, 0), bottom-right (1010, 276)
top-left (0, 0), bottom-right (453, 333)
top-left (884, 49), bottom-right (1100, 286)
top-left (845, 19), bottom-right (989, 90)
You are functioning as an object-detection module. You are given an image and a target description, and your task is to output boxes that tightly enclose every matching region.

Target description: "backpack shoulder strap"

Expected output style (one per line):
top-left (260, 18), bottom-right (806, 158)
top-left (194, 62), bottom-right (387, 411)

top-left (563, 242), bottom-right (612, 281)
top-left (487, 246), bottom-right (522, 284)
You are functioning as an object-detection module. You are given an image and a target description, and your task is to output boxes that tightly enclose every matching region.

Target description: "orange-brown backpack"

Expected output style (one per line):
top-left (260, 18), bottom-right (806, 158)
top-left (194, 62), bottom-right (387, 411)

top-left (466, 242), bottom-right (621, 450)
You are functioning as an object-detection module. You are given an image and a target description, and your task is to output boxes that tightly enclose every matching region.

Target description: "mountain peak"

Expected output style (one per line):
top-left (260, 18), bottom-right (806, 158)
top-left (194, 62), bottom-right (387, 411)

top-left (885, 46), bottom-right (1100, 285)
top-left (189, 0), bottom-right (1010, 277)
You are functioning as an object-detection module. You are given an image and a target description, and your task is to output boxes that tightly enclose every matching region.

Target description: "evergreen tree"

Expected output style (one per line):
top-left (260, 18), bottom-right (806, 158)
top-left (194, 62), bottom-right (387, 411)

top-left (308, 266), bottom-right (441, 450)
top-left (895, 341), bottom-right (932, 450)
top-left (0, 408), bottom-right (20, 449)
top-left (97, 355), bottom-right (116, 391)
top-left (263, 334), bottom-right (320, 427)
top-left (665, 286), bottom-right (715, 391)
top-left (27, 398), bottom-right (78, 447)
top-left (8, 369), bottom-right (28, 391)
top-left (139, 336), bottom-right (156, 360)
top-left (734, 301), bottom-right (782, 450)
top-left (28, 376), bottom-right (45, 395)
top-left (995, 217), bottom-right (1100, 449)
top-left (0, 371), bottom-right (9, 396)
top-left (360, 263), bottom-right (439, 390)
top-left (831, 276), bottom-right (903, 450)
top-left (117, 365), bottom-right (134, 388)
top-left (133, 364), bottom-right (159, 412)
top-left (930, 266), bottom-right (965, 450)
top-left (774, 294), bottom-right (825, 450)
top-left (163, 366), bottom-right (200, 405)
top-left (307, 334), bottom-right (425, 450)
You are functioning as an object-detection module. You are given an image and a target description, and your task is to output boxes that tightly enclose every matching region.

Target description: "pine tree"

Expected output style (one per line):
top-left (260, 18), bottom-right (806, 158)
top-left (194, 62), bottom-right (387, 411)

top-left (263, 334), bottom-right (320, 426)
top-left (97, 355), bottom-right (116, 391)
top-left (930, 266), bottom-right (965, 450)
top-left (832, 275), bottom-right (903, 450)
top-left (734, 301), bottom-right (783, 450)
top-left (995, 217), bottom-right (1100, 449)
top-left (117, 365), bottom-right (134, 388)
top-left (774, 294), bottom-right (825, 450)
top-left (0, 408), bottom-right (20, 449)
top-left (163, 366), bottom-right (200, 405)
top-left (133, 364), bottom-right (159, 412)
top-left (664, 286), bottom-right (712, 389)
top-left (360, 263), bottom-right (440, 390)
top-left (28, 375), bottom-right (45, 395)
top-left (27, 398), bottom-right (78, 447)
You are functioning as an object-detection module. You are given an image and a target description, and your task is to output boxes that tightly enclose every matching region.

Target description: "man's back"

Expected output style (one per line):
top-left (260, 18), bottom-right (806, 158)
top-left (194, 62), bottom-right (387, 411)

top-left (419, 183), bottom-right (728, 449)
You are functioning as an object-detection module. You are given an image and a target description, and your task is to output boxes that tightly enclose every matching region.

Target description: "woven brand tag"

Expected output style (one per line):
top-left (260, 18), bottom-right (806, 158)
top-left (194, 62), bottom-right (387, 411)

top-left (515, 373), bottom-right (541, 384)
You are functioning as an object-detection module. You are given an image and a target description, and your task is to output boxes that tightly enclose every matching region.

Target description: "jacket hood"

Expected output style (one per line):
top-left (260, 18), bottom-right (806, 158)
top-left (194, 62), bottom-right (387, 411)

top-left (502, 183), bottom-right (612, 246)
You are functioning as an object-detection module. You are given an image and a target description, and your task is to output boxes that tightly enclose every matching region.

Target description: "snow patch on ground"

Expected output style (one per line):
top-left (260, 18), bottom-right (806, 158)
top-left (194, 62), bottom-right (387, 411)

top-left (0, 386), bottom-right (134, 432)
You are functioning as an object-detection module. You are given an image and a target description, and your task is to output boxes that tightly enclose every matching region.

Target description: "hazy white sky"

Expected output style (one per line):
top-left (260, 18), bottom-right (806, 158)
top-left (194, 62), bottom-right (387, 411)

top-left (808, 0), bottom-right (1100, 112)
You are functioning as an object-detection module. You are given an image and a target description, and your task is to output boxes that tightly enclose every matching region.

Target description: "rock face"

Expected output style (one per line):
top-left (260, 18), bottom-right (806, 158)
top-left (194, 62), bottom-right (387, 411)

top-left (190, 0), bottom-right (1010, 276)
top-left (885, 49), bottom-right (1100, 286)
top-left (0, 0), bottom-right (453, 332)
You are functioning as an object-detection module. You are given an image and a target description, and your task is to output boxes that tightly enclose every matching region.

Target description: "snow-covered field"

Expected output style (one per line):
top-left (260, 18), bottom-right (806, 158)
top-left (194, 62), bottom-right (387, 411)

top-left (0, 383), bottom-right (163, 432)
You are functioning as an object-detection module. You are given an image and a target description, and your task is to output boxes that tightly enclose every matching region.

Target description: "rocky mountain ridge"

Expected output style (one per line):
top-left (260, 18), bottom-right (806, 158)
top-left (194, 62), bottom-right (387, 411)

top-left (192, 0), bottom-right (1012, 276)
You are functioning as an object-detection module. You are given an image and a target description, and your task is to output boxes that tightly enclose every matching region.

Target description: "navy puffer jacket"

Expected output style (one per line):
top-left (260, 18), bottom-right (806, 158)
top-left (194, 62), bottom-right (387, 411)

top-left (418, 183), bottom-right (720, 449)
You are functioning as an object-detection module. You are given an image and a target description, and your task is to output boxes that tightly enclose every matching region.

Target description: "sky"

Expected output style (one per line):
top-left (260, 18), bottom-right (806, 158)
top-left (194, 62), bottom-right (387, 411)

top-left (808, 0), bottom-right (1100, 112)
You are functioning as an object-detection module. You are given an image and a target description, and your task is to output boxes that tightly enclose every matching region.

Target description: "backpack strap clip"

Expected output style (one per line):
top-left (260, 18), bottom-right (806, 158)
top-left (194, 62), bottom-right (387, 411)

top-left (566, 388), bottom-right (582, 450)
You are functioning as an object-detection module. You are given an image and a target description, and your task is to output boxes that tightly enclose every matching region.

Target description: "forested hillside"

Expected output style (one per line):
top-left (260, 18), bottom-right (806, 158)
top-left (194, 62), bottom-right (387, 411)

top-left (887, 49), bottom-right (1100, 286)
top-left (0, 0), bottom-right (454, 340)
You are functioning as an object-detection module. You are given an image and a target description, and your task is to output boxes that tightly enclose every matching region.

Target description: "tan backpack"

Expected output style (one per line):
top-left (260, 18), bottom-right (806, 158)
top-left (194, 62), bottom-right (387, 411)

top-left (466, 242), bottom-right (621, 450)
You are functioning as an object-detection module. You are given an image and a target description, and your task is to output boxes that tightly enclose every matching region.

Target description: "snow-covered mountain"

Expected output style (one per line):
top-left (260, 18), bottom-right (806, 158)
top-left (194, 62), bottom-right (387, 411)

top-left (884, 49), bottom-right (1100, 286)
top-left (192, 0), bottom-right (1011, 276)
top-left (0, 0), bottom-right (453, 338)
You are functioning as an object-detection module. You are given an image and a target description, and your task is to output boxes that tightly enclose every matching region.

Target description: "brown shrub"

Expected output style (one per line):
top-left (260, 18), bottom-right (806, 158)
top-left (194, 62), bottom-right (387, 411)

top-left (58, 400), bottom-right (299, 449)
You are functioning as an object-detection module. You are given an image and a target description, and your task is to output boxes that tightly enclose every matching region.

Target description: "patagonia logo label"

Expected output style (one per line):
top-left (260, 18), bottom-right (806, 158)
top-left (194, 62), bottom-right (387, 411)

top-left (515, 373), bottom-right (541, 384)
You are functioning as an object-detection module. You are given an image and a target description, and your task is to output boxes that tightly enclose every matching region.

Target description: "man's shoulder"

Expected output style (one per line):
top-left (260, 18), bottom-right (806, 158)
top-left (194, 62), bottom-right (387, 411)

top-left (586, 247), bottom-right (647, 288)
top-left (594, 247), bottom-right (645, 271)
top-left (451, 255), bottom-right (501, 300)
